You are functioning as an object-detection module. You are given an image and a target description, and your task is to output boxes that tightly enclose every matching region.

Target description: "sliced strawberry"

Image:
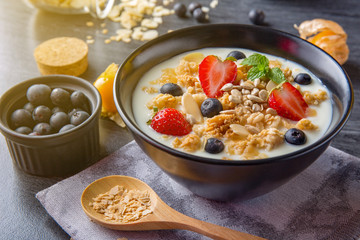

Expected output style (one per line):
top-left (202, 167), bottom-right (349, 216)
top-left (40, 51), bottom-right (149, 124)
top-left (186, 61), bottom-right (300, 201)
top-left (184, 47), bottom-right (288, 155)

top-left (150, 108), bottom-right (192, 136)
top-left (199, 55), bottom-right (237, 98)
top-left (268, 82), bottom-right (308, 121)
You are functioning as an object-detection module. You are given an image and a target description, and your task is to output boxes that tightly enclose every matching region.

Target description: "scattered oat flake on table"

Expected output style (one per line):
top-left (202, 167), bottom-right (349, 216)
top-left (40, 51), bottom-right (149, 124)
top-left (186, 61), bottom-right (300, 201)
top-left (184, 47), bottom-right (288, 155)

top-left (84, 0), bottom-right (219, 44)
top-left (294, 19), bottom-right (349, 64)
top-left (86, 21), bottom-right (94, 27)
top-left (210, 0), bottom-right (219, 8)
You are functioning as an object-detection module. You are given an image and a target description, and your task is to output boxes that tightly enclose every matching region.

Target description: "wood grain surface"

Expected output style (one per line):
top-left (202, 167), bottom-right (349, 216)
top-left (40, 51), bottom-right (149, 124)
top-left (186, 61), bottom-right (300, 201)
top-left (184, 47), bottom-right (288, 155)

top-left (0, 0), bottom-right (358, 239)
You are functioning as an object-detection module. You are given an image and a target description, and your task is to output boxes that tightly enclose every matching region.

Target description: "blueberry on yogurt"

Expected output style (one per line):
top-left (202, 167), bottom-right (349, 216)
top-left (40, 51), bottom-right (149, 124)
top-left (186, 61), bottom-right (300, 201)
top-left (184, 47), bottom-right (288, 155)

top-left (160, 83), bottom-right (183, 96)
top-left (294, 73), bottom-right (312, 85)
top-left (205, 138), bottom-right (225, 154)
top-left (285, 128), bottom-right (306, 145)
top-left (201, 98), bottom-right (223, 118)
top-left (226, 51), bottom-right (246, 60)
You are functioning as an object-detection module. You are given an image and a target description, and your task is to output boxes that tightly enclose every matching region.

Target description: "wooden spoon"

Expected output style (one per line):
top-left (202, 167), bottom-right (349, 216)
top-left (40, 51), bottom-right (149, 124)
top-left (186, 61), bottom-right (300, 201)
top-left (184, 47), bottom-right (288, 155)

top-left (81, 175), bottom-right (267, 240)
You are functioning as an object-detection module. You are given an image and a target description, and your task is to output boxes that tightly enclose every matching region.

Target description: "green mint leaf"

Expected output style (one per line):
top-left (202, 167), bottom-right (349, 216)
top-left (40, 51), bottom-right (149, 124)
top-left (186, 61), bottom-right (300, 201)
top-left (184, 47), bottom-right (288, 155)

top-left (247, 66), bottom-right (266, 80)
top-left (268, 67), bottom-right (286, 84)
top-left (241, 53), bottom-right (269, 68)
top-left (225, 56), bottom-right (237, 62)
top-left (147, 107), bottom-right (159, 125)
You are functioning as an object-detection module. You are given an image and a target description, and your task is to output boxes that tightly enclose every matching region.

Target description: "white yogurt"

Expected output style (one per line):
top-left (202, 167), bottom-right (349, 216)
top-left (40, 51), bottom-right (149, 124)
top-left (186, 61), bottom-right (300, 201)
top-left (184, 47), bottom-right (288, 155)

top-left (132, 48), bottom-right (333, 160)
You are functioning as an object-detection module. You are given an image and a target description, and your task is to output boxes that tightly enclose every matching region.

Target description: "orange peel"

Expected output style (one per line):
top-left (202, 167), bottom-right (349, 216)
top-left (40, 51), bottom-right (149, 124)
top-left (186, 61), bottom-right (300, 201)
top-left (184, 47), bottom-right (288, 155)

top-left (94, 63), bottom-right (125, 127)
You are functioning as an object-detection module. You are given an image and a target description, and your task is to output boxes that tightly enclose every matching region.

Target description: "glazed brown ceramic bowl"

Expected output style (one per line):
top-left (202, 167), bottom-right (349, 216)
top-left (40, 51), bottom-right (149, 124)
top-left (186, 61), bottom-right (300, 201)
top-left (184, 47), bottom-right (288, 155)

top-left (114, 24), bottom-right (353, 201)
top-left (0, 75), bottom-right (101, 177)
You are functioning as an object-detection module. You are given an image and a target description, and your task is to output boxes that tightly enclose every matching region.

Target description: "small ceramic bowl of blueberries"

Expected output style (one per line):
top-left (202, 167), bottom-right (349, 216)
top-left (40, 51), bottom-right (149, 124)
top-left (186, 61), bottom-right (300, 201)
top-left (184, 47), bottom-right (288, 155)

top-left (0, 75), bottom-right (101, 177)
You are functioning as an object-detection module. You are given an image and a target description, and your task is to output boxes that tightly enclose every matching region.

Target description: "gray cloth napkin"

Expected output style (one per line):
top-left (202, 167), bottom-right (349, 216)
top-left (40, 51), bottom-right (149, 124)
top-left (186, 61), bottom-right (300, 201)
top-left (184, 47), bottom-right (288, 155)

top-left (36, 141), bottom-right (360, 240)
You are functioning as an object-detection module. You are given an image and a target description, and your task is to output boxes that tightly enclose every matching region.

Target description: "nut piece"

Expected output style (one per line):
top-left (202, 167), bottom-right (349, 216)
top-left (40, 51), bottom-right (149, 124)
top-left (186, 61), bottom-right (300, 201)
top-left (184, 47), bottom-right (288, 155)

top-left (229, 95), bottom-right (241, 104)
top-left (230, 124), bottom-right (250, 137)
top-left (247, 95), bottom-right (264, 103)
top-left (241, 81), bottom-right (255, 90)
top-left (266, 81), bottom-right (277, 91)
top-left (220, 109), bottom-right (236, 114)
top-left (252, 103), bottom-right (261, 112)
top-left (230, 89), bottom-right (242, 98)
top-left (254, 78), bottom-right (261, 87)
top-left (182, 92), bottom-right (202, 123)
top-left (251, 88), bottom-right (259, 96)
top-left (245, 125), bottom-right (261, 134)
top-left (259, 90), bottom-right (269, 101)
top-left (266, 108), bottom-right (277, 115)
top-left (221, 83), bottom-right (234, 92)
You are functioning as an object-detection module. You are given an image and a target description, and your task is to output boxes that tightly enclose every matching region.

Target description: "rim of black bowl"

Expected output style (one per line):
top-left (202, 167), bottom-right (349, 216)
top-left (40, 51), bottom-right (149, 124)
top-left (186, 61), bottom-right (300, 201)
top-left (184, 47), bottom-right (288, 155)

top-left (0, 75), bottom-right (102, 141)
top-left (114, 23), bottom-right (354, 166)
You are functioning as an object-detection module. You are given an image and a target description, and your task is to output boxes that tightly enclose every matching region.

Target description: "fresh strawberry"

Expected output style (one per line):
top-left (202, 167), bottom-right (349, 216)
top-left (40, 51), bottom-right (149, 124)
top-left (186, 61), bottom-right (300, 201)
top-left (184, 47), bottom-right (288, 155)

top-left (150, 108), bottom-right (192, 136)
top-left (199, 55), bottom-right (237, 98)
top-left (268, 82), bottom-right (308, 121)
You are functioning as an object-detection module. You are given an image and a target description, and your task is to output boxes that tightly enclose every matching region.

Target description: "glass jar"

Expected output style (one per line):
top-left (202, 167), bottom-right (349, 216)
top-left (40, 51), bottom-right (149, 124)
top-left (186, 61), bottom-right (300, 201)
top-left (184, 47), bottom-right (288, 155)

top-left (25, 0), bottom-right (115, 19)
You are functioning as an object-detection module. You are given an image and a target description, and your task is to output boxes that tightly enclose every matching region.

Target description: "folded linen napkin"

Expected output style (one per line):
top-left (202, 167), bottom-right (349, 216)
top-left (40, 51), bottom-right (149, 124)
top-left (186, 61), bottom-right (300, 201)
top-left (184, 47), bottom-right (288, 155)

top-left (36, 141), bottom-right (360, 240)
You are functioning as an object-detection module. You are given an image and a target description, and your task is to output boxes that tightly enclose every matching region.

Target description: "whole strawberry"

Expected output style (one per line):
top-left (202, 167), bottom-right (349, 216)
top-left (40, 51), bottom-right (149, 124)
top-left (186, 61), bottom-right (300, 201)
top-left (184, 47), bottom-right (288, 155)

top-left (199, 55), bottom-right (237, 98)
top-left (268, 82), bottom-right (308, 121)
top-left (150, 108), bottom-right (192, 136)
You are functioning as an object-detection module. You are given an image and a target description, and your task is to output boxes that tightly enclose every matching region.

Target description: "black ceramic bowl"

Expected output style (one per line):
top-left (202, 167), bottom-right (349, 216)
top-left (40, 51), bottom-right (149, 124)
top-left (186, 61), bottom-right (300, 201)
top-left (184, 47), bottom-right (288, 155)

top-left (114, 24), bottom-right (353, 201)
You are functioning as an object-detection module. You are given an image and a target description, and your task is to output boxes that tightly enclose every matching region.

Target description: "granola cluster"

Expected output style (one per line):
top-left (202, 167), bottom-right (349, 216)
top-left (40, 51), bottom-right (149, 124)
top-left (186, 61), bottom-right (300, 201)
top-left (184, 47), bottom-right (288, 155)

top-left (143, 53), bottom-right (328, 160)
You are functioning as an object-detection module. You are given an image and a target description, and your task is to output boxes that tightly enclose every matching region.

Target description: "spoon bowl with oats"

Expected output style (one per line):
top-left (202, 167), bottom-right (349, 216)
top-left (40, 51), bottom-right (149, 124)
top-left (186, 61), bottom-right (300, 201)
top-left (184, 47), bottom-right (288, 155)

top-left (81, 175), bottom-right (266, 240)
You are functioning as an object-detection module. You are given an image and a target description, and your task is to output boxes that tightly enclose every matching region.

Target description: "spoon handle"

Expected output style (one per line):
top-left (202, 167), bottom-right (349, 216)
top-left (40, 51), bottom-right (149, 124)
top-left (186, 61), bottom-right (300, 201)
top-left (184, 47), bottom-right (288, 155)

top-left (160, 204), bottom-right (267, 240)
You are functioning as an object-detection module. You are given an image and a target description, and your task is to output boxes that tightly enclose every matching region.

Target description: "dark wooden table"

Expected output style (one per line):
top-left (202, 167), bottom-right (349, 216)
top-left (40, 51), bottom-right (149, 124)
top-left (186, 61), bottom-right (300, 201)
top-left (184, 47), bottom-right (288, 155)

top-left (0, 0), bottom-right (358, 239)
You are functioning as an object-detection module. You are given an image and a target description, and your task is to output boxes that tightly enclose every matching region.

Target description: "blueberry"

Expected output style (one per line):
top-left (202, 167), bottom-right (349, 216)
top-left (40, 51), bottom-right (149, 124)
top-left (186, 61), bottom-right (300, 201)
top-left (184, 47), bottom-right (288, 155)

top-left (11, 109), bottom-right (34, 128)
top-left (71, 91), bottom-right (89, 108)
top-left (23, 102), bottom-right (35, 113)
top-left (205, 138), bottom-right (225, 154)
top-left (52, 106), bottom-right (66, 114)
top-left (59, 124), bottom-right (76, 133)
top-left (68, 108), bottom-right (86, 118)
top-left (193, 8), bottom-right (206, 23)
top-left (173, 3), bottom-right (187, 18)
top-left (226, 51), bottom-right (246, 60)
top-left (29, 132), bottom-right (41, 136)
top-left (201, 98), bottom-right (223, 118)
top-left (188, 2), bottom-right (202, 15)
top-left (50, 88), bottom-right (71, 108)
top-left (15, 126), bottom-right (32, 135)
top-left (249, 9), bottom-right (265, 25)
top-left (285, 128), bottom-right (306, 145)
top-left (33, 123), bottom-right (53, 135)
top-left (26, 84), bottom-right (51, 106)
top-left (32, 105), bottom-right (52, 123)
top-left (70, 110), bottom-right (90, 126)
top-left (50, 112), bottom-right (69, 130)
top-left (160, 83), bottom-right (183, 96)
top-left (294, 73), bottom-right (312, 85)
